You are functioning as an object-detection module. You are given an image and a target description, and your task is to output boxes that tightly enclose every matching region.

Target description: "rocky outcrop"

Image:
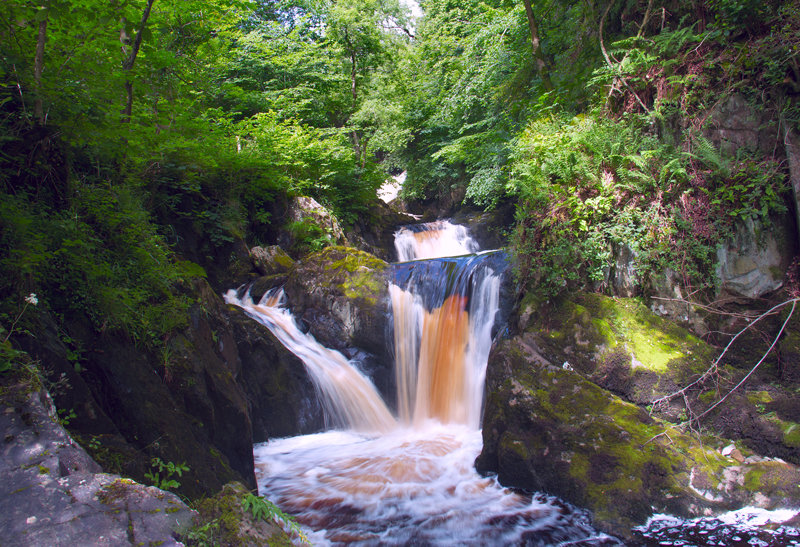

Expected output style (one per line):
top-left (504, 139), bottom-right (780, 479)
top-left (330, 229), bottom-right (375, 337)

top-left (17, 280), bottom-right (257, 499)
top-left (707, 93), bottom-right (776, 157)
top-left (450, 202), bottom-right (515, 250)
top-left (278, 196), bottom-right (347, 257)
top-left (511, 292), bottom-right (800, 463)
top-left (476, 307), bottom-right (800, 537)
top-left (715, 216), bottom-right (794, 299)
top-left (282, 246), bottom-right (395, 401)
top-left (282, 247), bottom-right (391, 352)
top-left (513, 293), bottom-right (715, 411)
top-left (0, 380), bottom-right (195, 546)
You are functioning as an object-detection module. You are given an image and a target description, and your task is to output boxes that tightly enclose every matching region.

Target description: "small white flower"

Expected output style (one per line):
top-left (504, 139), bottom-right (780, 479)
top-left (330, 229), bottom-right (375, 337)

top-left (25, 293), bottom-right (38, 306)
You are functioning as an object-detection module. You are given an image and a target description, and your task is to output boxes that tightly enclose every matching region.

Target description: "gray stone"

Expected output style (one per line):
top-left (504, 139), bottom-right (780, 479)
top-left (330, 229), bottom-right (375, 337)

top-left (708, 93), bottom-right (775, 156)
top-left (250, 245), bottom-right (294, 277)
top-left (1, 383), bottom-right (195, 547)
top-left (613, 244), bottom-right (638, 297)
top-left (716, 217), bottom-right (788, 298)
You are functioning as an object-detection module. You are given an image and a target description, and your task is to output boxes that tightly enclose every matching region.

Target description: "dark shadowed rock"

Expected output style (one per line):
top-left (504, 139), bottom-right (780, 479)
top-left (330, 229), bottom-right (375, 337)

top-left (17, 280), bottom-right (257, 498)
top-left (229, 307), bottom-right (324, 442)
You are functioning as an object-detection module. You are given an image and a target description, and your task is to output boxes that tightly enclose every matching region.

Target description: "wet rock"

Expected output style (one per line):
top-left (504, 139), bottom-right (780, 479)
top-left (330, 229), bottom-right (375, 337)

top-left (349, 198), bottom-right (418, 261)
top-left (282, 246), bottom-right (395, 402)
top-left (450, 202), bottom-right (515, 250)
top-left (0, 381), bottom-right (194, 547)
top-left (228, 306), bottom-right (324, 442)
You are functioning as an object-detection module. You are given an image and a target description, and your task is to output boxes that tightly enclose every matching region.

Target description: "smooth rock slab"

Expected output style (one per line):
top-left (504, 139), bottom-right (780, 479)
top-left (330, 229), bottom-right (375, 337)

top-left (0, 383), bottom-right (195, 546)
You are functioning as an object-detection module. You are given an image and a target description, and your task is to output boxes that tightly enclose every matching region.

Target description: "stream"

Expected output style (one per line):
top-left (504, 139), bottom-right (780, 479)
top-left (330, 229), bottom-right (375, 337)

top-left (226, 220), bottom-right (799, 546)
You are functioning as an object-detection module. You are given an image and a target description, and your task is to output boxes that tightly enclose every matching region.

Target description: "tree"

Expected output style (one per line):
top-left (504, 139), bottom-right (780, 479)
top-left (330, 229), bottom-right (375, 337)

top-left (521, 0), bottom-right (553, 92)
top-left (120, 0), bottom-right (156, 123)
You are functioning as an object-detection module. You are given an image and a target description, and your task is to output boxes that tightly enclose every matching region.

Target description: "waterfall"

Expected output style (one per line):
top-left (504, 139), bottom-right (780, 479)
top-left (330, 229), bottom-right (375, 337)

top-left (390, 222), bottom-right (503, 428)
top-left (224, 289), bottom-right (396, 433)
top-left (230, 220), bottom-right (614, 546)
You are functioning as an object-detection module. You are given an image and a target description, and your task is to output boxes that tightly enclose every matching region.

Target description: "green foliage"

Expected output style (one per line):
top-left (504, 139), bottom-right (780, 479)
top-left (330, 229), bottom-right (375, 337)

top-left (0, 294), bottom-right (38, 374)
top-left (144, 457), bottom-right (189, 491)
top-left (286, 219), bottom-right (334, 254)
top-left (508, 102), bottom-right (789, 300)
top-left (241, 492), bottom-right (310, 544)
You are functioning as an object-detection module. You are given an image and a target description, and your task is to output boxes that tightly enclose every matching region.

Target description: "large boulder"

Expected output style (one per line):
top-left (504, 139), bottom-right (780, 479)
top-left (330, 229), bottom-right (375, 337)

top-left (278, 196), bottom-right (347, 257)
top-left (512, 292), bottom-right (800, 463)
top-left (283, 246), bottom-right (391, 353)
top-left (476, 324), bottom-right (800, 538)
top-left (513, 292), bottom-right (715, 412)
top-left (282, 246), bottom-right (395, 402)
top-left (0, 380), bottom-right (195, 546)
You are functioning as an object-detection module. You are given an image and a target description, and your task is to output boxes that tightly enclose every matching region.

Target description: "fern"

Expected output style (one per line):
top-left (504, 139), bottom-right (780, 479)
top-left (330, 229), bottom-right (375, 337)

top-left (689, 135), bottom-right (730, 178)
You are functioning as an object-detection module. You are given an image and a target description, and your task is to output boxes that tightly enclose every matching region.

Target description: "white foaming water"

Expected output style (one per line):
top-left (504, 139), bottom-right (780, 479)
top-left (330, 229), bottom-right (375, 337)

top-left (394, 220), bottom-right (479, 261)
top-left (254, 424), bottom-right (606, 546)
top-left (224, 289), bottom-right (395, 433)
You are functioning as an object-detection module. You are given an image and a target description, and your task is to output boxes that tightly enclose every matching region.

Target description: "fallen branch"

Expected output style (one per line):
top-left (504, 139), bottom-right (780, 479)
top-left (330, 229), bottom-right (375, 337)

top-left (650, 298), bottom-right (798, 427)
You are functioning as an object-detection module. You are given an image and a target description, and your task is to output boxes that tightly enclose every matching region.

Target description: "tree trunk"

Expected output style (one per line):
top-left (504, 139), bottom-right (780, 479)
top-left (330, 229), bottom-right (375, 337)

top-left (349, 49), bottom-right (362, 164)
top-left (521, 0), bottom-right (553, 92)
top-left (34, 17), bottom-right (47, 124)
top-left (121, 0), bottom-right (156, 123)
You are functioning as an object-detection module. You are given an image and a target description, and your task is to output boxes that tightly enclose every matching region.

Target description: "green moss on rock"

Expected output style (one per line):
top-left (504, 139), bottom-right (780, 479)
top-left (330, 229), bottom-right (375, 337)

top-left (477, 326), bottom-right (800, 538)
top-left (521, 292), bottom-right (716, 404)
top-left (187, 482), bottom-right (294, 547)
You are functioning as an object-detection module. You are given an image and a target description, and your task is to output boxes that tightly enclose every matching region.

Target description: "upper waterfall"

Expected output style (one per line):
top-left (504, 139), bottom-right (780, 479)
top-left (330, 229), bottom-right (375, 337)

top-left (394, 220), bottom-right (479, 261)
top-left (390, 220), bottom-right (504, 429)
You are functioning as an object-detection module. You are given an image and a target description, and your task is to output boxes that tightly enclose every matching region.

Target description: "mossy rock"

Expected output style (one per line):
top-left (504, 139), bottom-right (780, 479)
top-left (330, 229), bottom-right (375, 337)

top-left (518, 292), bottom-right (716, 406)
top-left (283, 246), bottom-right (390, 354)
top-left (477, 332), bottom-right (800, 538)
top-left (186, 482), bottom-right (294, 546)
